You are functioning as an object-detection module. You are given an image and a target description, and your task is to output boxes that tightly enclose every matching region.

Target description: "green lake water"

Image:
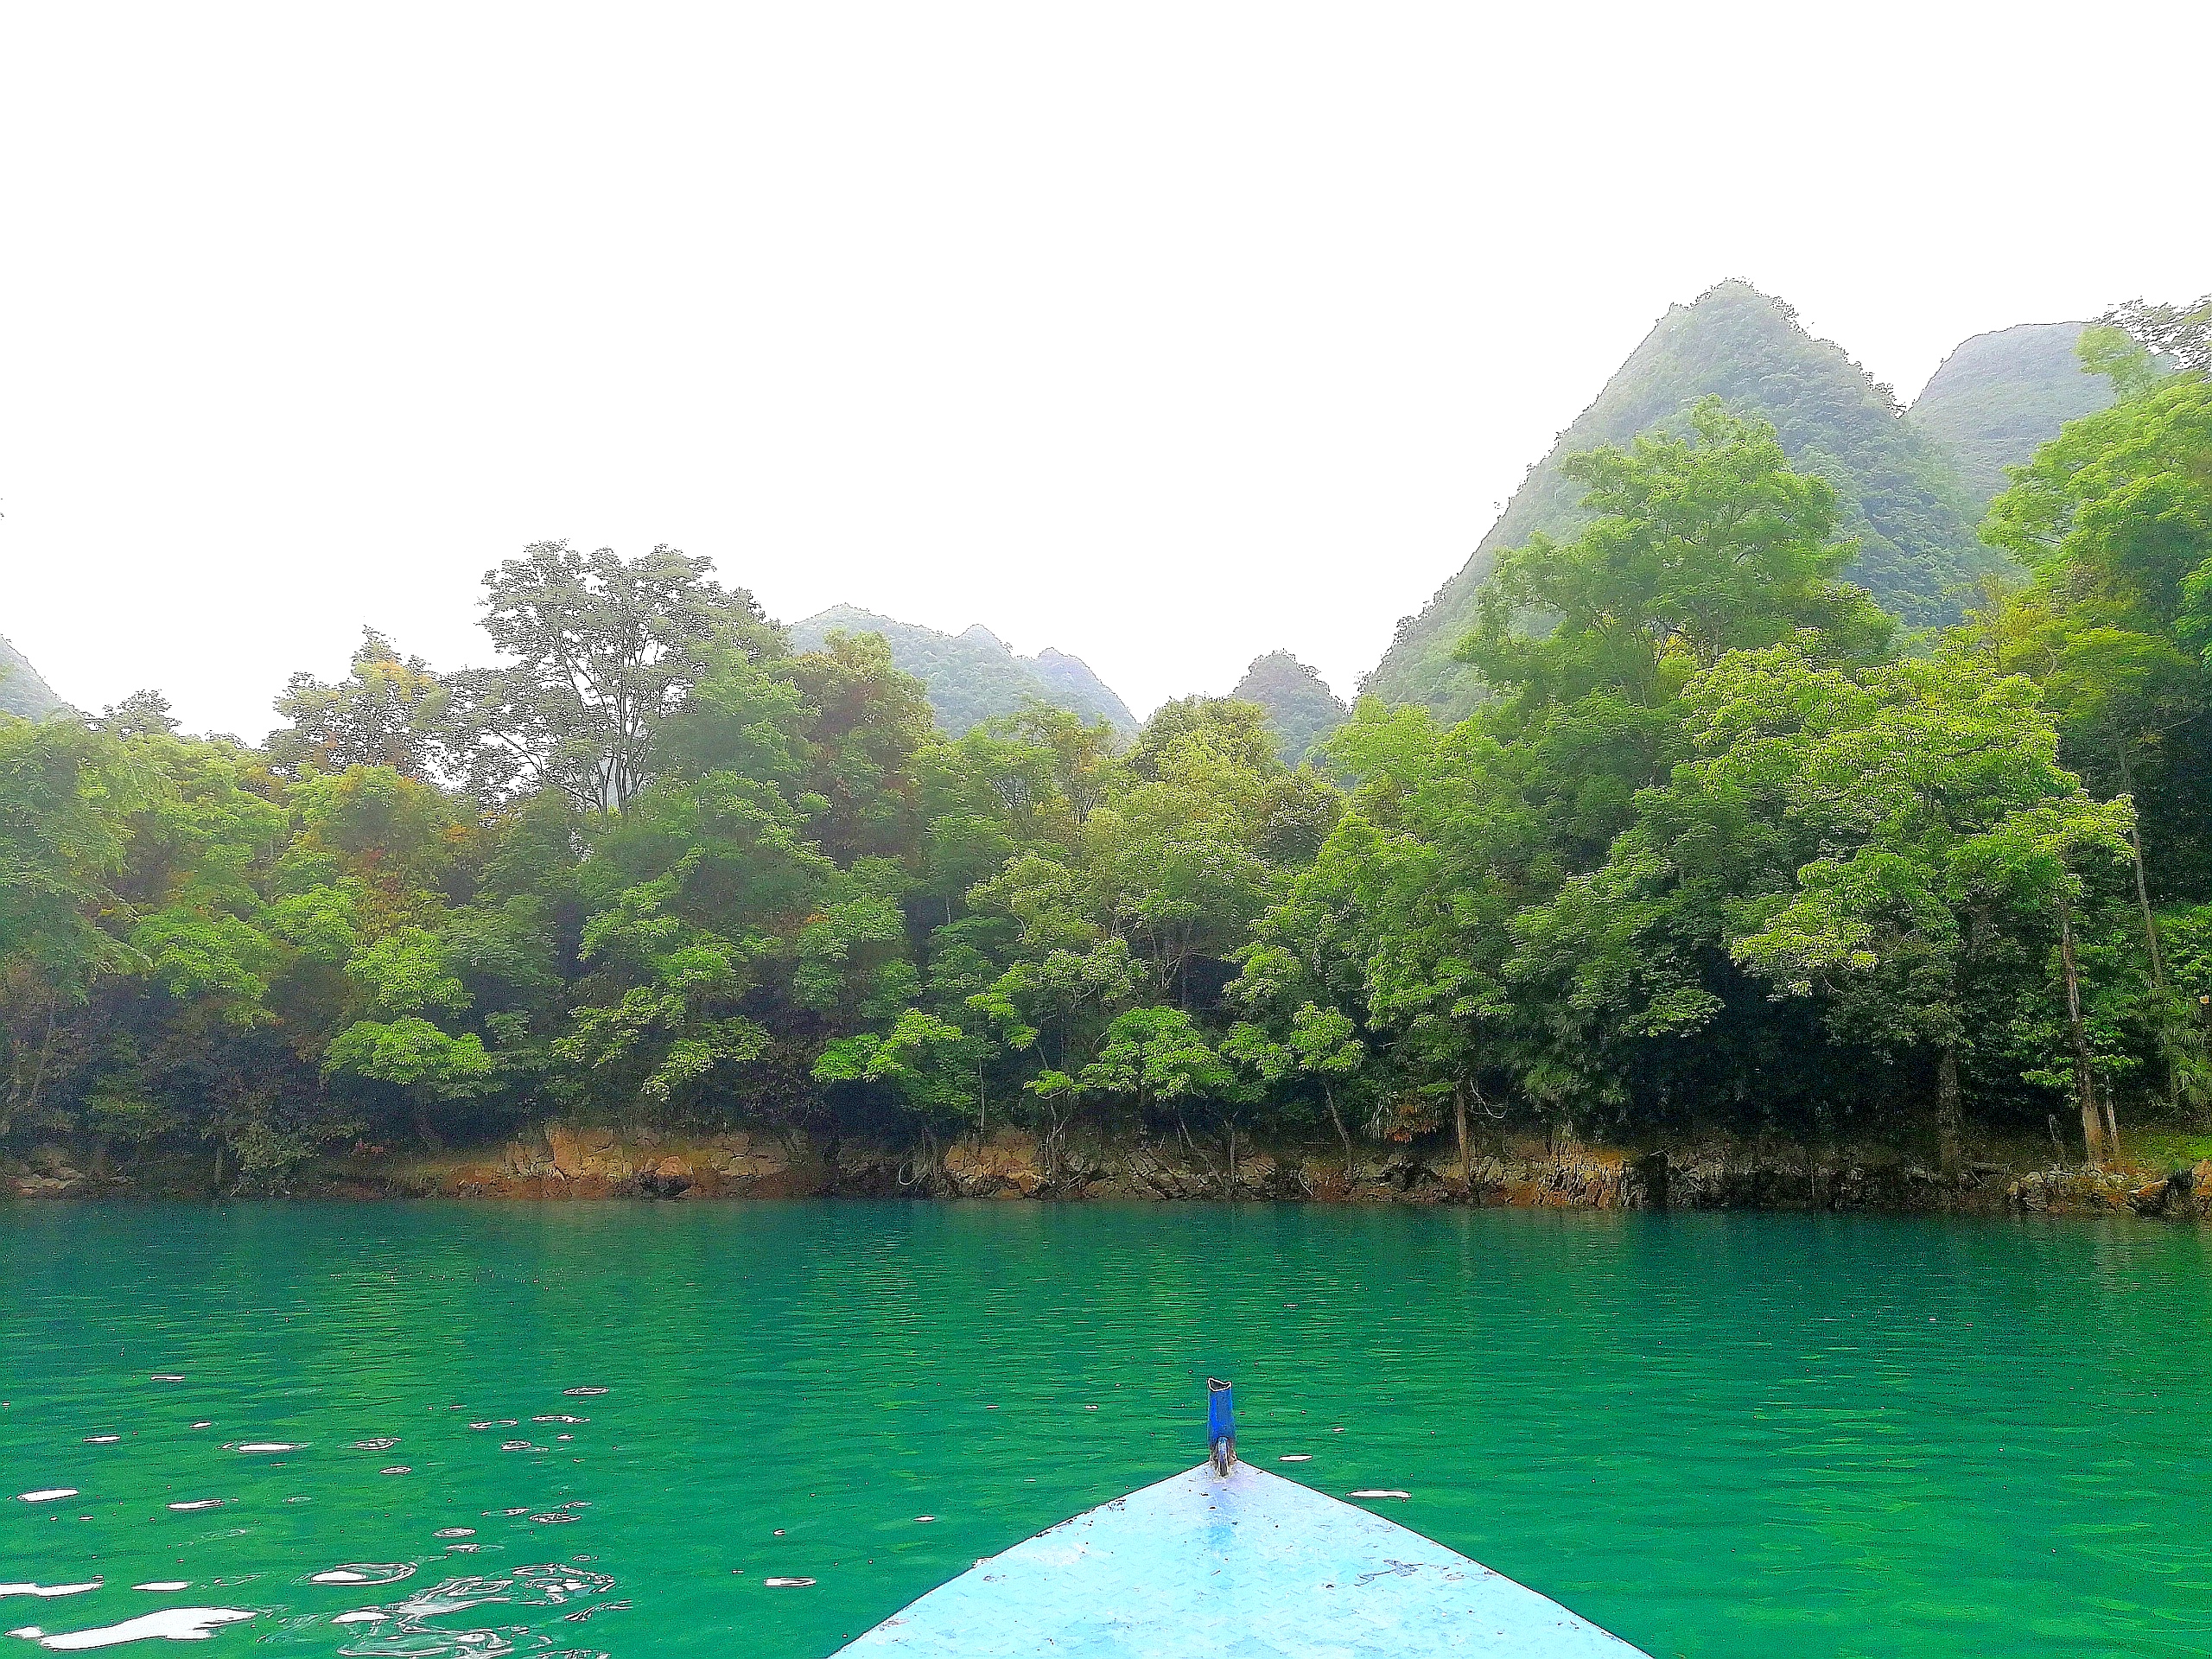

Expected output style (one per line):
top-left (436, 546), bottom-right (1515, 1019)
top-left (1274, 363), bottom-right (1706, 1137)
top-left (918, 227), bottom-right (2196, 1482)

top-left (3, 1202), bottom-right (2209, 1658)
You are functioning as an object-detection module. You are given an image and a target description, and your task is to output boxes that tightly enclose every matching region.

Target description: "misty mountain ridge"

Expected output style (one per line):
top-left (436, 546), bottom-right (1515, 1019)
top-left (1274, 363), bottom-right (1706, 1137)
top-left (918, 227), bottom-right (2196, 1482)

top-left (0, 633), bottom-right (67, 720)
top-left (1909, 321), bottom-right (2113, 508)
top-left (1230, 650), bottom-right (1348, 765)
top-left (787, 604), bottom-right (1137, 736)
top-left (7, 291), bottom-right (2123, 746)
top-left (1362, 280), bottom-right (2011, 718)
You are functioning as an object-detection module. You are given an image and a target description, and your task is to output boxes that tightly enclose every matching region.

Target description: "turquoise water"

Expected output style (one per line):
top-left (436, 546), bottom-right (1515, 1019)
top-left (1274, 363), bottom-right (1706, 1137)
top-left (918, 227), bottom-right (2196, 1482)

top-left (2, 1203), bottom-right (2209, 1658)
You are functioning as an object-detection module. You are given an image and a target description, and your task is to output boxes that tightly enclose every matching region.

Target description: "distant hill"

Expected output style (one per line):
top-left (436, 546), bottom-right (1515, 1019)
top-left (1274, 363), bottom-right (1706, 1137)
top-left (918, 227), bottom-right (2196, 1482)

top-left (788, 606), bottom-right (1137, 736)
top-left (1909, 321), bottom-right (2113, 509)
top-left (1230, 651), bottom-right (1347, 765)
top-left (1363, 281), bottom-right (1994, 718)
top-left (0, 633), bottom-right (66, 719)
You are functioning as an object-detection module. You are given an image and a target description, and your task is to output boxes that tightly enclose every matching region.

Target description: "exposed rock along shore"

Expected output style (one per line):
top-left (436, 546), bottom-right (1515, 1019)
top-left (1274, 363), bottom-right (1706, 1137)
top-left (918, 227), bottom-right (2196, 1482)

top-left (10, 1126), bottom-right (2209, 1219)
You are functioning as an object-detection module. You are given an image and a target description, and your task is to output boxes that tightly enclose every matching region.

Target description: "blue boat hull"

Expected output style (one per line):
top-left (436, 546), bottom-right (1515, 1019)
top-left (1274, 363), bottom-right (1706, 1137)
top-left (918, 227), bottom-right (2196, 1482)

top-left (829, 1462), bottom-right (1650, 1656)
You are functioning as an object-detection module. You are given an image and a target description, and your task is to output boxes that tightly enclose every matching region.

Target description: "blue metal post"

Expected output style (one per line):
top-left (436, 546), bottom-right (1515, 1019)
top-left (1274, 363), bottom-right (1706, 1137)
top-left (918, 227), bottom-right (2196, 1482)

top-left (1206, 1376), bottom-right (1236, 1475)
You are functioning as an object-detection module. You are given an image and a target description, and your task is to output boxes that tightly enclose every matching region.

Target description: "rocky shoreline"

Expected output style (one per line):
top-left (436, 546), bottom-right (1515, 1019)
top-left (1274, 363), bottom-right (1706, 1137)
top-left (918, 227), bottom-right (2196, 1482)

top-left (8, 1123), bottom-right (2210, 1219)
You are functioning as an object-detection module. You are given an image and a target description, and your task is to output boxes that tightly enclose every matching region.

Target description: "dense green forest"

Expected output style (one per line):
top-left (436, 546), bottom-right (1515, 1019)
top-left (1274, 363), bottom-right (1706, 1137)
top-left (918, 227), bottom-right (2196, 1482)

top-left (1369, 283), bottom-right (2008, 718)
top-left (3, 307), bottom-right (2207, 1192)
top-left (787, 605), bottom-right (1136, 736)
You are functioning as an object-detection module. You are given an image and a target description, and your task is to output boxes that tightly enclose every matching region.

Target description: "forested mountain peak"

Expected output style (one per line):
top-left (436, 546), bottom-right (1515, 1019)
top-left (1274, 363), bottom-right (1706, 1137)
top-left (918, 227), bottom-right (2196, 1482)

top-left (1363, 279), bottom-right (1993, 718)
top-left (0, 632), bottom-right (67, 718)
top-left (1230, 649), bottom-right (1348, 764)
top-left (1909, 321), bottom-right (2113, 509)
top-left (788, 604), bottom-right (1136, 735)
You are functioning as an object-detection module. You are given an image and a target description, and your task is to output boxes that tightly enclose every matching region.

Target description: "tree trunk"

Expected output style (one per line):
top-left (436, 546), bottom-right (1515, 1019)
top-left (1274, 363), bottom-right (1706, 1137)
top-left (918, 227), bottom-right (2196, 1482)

top-left (2128, 820), bottom-right (2166, 988)
top-left (1936, 1041), bottom-right (1962, 1178)
top-left (2058, 891), bottom-right (2105, 1162)
top-left (1041, 1103), bottom-right (1065, 1182)
top-left (2115, 747), bottom-right (2165, 988)
top-left (414, 1100), bottom-right (444, 1153)
top-left (7, 1001), bottom-right (62, 1132)
top-left (1323, 1084), bottom-right (1354, 1187)
top-left (2116, 754), bottom-right (2182, 1111)
top-left (1454, 1081), bottom-right (1471, 1200)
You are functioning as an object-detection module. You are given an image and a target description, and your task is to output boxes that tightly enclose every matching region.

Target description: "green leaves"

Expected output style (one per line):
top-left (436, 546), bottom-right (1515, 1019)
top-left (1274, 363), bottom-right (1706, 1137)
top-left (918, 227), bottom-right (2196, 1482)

top-left (346, 927), bottom-right (467, 1016)
top-left (268, 629), bottom-right (446, 781)
top-left (441, 541), bottom-right (779, 812)
top-left (130, 909), bottom-right (276, 1024)
top-left (811, 1011), bottom-right (978, 1130)
top-left (324, 1017), bottom-right (493, 1091)
top-left (14, 374), bottom-right (2212, 1181)
top-left (1079, 1007), bottom-right (1234, 1109)
top-left (1462, 402), bottom-right (1892, 711)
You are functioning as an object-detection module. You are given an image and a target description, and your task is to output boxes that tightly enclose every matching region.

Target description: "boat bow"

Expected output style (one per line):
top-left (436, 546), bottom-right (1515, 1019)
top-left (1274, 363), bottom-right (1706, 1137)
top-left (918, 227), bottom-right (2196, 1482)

top-left (828, 1459), bottom-right (1650, 1656)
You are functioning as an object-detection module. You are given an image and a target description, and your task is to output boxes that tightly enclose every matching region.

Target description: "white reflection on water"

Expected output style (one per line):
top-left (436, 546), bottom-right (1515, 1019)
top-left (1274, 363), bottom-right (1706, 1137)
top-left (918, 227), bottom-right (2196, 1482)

top-left (10, 1608), bottom-right (256, 1649)
top-left (309, 1566), bottom-right (416, 1588)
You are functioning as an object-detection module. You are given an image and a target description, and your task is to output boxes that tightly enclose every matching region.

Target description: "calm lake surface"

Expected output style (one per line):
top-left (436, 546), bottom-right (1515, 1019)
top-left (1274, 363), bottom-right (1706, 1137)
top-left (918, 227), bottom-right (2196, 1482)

top-left (3, 1202), bottom-right (2209, 1658)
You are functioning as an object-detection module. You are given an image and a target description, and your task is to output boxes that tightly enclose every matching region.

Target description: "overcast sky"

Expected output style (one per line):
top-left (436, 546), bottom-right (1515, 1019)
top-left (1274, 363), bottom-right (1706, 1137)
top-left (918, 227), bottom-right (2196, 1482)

top-left (3, 3), bottom-right (2207, 737)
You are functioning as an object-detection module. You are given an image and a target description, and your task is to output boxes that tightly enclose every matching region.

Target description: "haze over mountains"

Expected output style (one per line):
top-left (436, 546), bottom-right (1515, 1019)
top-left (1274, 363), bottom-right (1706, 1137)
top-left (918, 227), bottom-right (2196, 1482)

top-left (1230, 651), bottom-right (1348, 765)
top-left (4, 281), bottom-right (2126, 749)
top-left (1910, 321), bottom-right (2113, 507)
top-left (1362, 281), bottom-right (2080, 717)
top-left (791, 288), bottom-right (2123, 749)
top-left (0, 633), bottom-right (65, 719)
top-left (786, 605), bottom-right (1138, 736)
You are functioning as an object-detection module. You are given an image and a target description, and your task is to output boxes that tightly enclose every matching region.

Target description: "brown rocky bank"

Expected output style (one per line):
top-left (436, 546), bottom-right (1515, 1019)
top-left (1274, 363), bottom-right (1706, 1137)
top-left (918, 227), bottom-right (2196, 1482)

top-left (14, 1125), bottom-right (2203, 1219)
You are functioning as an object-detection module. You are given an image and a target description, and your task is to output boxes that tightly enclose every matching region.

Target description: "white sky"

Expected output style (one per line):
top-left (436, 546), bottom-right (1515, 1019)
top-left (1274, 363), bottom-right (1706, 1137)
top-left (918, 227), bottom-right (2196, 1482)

top-left (3, 3), bottom-right (2208, 737)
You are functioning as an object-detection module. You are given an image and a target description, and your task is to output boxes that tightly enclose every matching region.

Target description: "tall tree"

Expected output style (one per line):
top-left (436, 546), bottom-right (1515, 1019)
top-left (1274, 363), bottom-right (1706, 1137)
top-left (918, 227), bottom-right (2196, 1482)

top-left (1463, 401), bottom-right (1893, 713)
top-left (1722, 650), bottom-right (2133, 1168)
top-left (442, 543), bottom-right (779, 812)
top-left (269, 630), bottom-right (446, 779)
top-left (0, 721), bottom-right (133, 1135)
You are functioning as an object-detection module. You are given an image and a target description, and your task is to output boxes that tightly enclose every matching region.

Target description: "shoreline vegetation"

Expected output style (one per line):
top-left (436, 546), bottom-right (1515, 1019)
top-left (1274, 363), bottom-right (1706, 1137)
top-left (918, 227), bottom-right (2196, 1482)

top-left (5, 304), bottom-right (2212, 1213)
top-left (8, 1124), bottom-right (2212, 1220)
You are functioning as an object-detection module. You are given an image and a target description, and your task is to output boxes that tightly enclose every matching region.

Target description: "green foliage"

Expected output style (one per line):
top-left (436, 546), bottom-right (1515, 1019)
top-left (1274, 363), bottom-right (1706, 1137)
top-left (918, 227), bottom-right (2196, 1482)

top-left (2097, 293), bottom-right (2212, 378)
top-left (324, 1016), bottom-right (492, 1090)
top-left (441, 541), bottom-right (779, 812)
top-left (813, 1009), bottom-right (981, 1139)
top-left (1982, 371), bottom-right (2212, 895)
top-left (1367, 281), bottom-right (1993, 717)
top-left (1463, 403), bottom-right (1893, 709)
top-left (1079, 1006), bottom-right (1234, 1111)
top-left (8, 373), bottom-right (2209, 1185)
top-left (269, 630), bottom-right (446, 779)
